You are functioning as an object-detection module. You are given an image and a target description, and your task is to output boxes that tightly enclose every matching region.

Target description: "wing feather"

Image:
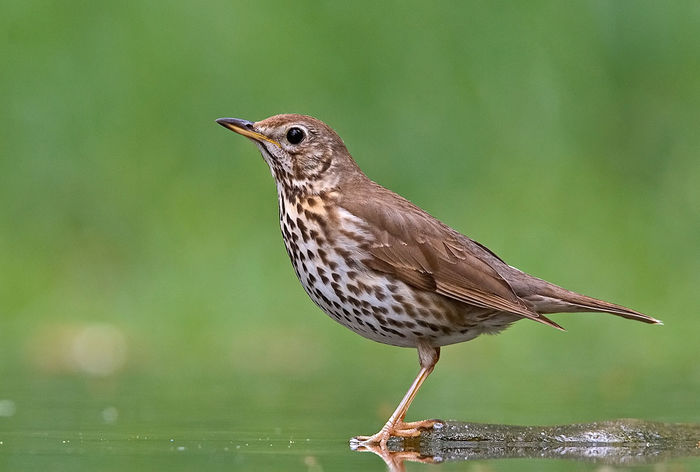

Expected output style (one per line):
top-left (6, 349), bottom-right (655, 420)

top-left (339, 183), bottom-right (562, 329)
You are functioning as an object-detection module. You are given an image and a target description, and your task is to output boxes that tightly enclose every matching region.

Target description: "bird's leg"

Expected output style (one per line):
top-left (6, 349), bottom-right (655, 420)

top-left (351, 345), bottom-right (442, 448)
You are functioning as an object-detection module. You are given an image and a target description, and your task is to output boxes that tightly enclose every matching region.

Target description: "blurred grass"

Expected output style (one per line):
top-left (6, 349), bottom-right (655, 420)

top-left (1, 0), bottom-right (699, 446)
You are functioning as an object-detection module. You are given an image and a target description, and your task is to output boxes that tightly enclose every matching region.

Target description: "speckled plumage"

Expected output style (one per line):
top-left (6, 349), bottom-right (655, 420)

top-left (216, 113), bottom-right (660, 447)
top-left (278, 187), bottom-right (521, 348)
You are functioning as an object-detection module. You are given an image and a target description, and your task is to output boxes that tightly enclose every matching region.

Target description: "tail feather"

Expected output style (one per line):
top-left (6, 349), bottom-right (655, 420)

top-left (556, 293), bottom-right (661, 324)
top-left (520, 279), bottom-right (662, 325)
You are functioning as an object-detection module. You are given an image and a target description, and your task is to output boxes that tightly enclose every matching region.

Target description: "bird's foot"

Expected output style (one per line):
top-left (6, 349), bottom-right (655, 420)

top-left (350, 421), bottom-right (443, 472)
top-left (350, 419), bottom-right (442, 448)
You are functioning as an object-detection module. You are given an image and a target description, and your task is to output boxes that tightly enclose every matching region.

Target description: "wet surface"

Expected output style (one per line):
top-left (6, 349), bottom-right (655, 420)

top-left (1, 372), bottom-right (698, 471)
top-left (0, 430), bottom-right (358, 471)
top-left (353, 419), bottom-right (700, 470)
top-left (2, 421), bottom-right (699, 471)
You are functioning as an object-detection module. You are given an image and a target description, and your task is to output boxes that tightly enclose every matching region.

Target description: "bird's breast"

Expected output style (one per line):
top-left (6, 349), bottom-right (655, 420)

top-left (275, 193), bottom-right (515, 348)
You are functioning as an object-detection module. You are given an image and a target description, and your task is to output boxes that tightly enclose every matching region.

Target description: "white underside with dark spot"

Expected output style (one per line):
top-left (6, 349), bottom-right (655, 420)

top-left (277, 190), bottom-right (519, 348)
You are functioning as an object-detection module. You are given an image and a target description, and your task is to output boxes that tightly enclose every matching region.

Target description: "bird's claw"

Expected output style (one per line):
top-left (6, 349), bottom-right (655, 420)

top-left (350, 422), bottom-right (444, 472)
top-left (350, 419), bottom-right (442, 448)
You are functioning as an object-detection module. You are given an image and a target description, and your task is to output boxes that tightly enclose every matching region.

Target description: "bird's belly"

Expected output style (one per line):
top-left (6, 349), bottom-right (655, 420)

top-left (279, 207), bottom-right (517, 348)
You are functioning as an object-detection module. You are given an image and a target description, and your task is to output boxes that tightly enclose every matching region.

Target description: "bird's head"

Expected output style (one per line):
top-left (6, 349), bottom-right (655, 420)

top-left (216, 114), bottom-right (360, 196)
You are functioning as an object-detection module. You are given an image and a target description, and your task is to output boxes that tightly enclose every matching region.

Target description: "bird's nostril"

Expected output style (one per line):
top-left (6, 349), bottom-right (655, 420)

top-left (245, 122), bottom-right (254, 130)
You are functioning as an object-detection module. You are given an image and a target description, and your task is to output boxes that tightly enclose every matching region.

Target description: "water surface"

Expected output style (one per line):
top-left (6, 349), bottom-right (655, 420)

top-left (1, 374), bottom-right (698, 471)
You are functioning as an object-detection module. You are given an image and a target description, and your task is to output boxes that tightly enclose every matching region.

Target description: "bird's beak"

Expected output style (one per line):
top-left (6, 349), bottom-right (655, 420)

top-left (216, 117), bottom-right (281, 148)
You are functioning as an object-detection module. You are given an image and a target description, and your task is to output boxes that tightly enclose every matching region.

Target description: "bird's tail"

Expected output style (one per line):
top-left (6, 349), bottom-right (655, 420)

top-left (523, 278), bottom-right (662, 325)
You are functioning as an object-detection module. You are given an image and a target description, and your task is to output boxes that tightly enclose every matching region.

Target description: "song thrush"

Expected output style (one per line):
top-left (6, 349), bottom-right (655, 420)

top-left (216, 114), bottom-right (661, 447)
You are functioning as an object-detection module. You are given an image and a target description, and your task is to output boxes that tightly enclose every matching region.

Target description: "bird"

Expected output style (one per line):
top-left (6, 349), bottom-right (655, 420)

top-left (215, 114), bottom-right (661, 448)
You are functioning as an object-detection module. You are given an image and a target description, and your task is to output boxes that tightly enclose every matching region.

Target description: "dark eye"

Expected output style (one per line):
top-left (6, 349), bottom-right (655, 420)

top-left (286, 127), bottom-right (305, 145)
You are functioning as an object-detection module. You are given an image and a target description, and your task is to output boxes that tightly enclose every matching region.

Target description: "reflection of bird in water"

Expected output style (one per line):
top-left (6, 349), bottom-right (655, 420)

top-left (217, 114), bottom-right (661, 448)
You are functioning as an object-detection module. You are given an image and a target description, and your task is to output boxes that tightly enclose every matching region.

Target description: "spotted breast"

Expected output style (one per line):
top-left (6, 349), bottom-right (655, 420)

top-left (276, 187), bottom-right (518, 348)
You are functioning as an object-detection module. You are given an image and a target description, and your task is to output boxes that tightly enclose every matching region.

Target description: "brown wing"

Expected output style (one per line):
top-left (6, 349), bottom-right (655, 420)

top-left (339, 181), bottom-right (563, 330)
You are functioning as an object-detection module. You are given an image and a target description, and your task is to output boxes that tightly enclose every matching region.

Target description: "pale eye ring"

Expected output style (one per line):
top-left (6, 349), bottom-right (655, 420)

top-left (286, 127), bottom-right (305, 145)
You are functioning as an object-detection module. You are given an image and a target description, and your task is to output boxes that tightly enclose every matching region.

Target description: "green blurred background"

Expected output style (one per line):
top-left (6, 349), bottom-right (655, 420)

top-left (1, 1), bottom-right (699, 470)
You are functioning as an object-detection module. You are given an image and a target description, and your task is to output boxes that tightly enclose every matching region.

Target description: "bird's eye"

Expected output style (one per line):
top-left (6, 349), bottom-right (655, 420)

top-left (286, 127), bottom-right (305, 145)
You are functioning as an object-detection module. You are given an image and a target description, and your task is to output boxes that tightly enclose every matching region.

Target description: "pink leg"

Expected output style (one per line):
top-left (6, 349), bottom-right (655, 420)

top-left (351, 344), bottom-right (441, 448)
